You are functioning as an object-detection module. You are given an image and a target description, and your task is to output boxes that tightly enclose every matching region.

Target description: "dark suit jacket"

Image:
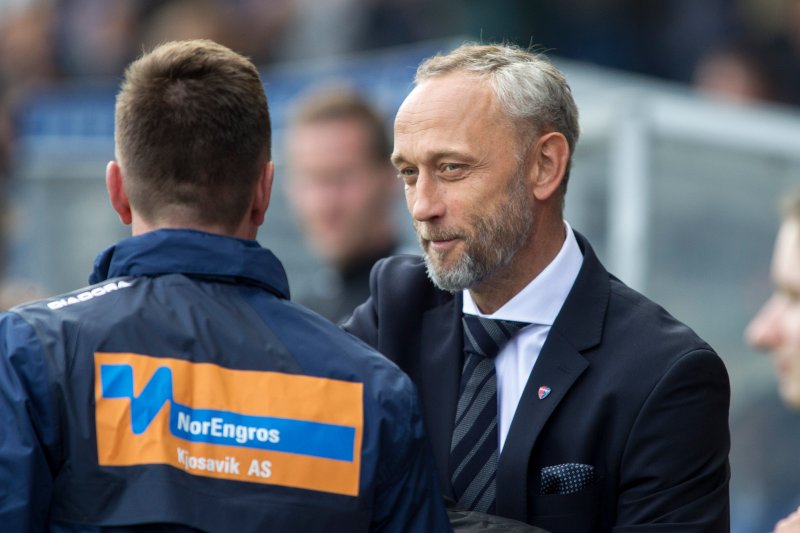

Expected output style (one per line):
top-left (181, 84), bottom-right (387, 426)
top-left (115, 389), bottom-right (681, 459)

top-left (344, 232), bottom-right (730, 532)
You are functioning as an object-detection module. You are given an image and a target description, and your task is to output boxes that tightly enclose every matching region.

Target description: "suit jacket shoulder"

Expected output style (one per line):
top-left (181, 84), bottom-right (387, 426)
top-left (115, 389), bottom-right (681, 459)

top-left (345, 254), bottom-right (456, 352)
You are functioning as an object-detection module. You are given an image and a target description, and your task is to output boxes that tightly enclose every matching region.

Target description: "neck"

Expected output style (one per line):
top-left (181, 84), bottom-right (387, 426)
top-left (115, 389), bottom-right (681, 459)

top-left (469, 214), bottom-right (566, 314)
top-left (131, 213), bottom-right (257, 240)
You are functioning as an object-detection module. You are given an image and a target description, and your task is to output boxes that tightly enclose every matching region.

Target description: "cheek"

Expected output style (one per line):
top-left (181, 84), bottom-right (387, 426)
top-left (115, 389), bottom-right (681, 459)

top-left (404, 185), bottom-right (416, 213)
top-left (785, 308), bottom-right (800, 347)
top-left (783, 371), bottom-right (800, 410)
top-left (356, 178), bottom-right (384, 204)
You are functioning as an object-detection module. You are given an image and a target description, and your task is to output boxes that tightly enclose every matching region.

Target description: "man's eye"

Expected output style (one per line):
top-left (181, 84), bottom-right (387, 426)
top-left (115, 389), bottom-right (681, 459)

top-left (397, 168), bottom-right (417, 183)
top-left (785, 291), bottom-right (800, 305)
top-left (440, 163), bottom-right (466, 179)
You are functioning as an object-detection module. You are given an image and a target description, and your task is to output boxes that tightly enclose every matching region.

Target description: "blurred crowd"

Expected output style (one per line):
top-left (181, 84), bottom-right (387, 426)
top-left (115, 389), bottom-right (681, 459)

top-left (1, 1), bottom-right (800, 530)
top-left (0, 0), bottom-right (455, 183)
top-left (3, 0), bottom-right (800, 178)
top-left (469, 0), bottom-right (800, 106)
top-left (0, 0), bottom-right (455, 304)
top-left (2, 0), bottom-right (800, 298)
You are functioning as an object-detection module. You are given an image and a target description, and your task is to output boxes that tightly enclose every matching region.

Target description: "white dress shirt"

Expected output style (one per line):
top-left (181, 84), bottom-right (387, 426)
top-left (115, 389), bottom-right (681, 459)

top-left (462, 221), bottom-right (583, 452)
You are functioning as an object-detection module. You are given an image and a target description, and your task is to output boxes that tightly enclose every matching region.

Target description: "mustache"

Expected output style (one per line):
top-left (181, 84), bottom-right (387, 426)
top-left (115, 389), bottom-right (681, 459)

top-left (413, 222), bottom-right (463, 242)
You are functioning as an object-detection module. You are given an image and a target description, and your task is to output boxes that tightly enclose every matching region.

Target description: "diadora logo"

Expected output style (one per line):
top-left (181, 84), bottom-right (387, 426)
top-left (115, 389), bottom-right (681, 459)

top-left (48, 280), bottom-right (134, 310)
top-left (94, 352), bottom-right (363, 496)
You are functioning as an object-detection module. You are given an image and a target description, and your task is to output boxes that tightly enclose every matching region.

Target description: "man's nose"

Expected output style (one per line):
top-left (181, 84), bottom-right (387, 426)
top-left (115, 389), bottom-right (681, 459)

top-left (746, 296), bottom-right (783, 351)
top-left (409, 172), bottom-right (445, 222)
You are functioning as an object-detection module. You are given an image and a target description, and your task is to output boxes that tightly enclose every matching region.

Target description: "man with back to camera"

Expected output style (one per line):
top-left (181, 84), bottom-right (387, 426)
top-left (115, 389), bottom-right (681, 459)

top-left (344, 42), bottom-right (731, 532)
top-left (747, 193), bottom-right (800, 533)
top-left (285, 87), bottom-right (404, 324)
top-left (0, 39), bottom-right (450, 532)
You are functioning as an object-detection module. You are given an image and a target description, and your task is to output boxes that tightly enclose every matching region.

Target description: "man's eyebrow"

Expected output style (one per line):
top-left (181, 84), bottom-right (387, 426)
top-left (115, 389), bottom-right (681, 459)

top-left (390, 150), bottom-right (468, 168)
top-left (390, 154), bottom-right (407, 168)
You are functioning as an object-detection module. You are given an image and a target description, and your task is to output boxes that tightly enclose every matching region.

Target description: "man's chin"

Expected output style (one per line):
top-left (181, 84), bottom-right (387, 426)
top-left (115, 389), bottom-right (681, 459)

top-left (423, 256), bottom-right (475, 294)
top-left (422, 252), bottom-right (450, 275)
top-left (779, 382), bottom-right (800, 410)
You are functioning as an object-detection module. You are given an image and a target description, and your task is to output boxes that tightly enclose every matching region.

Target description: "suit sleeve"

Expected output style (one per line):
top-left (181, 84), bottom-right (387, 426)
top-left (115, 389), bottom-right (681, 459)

top-left (0, 312), bottom-right (58, 532)
top-left (615, 348), bottom-right (730, 531)
top-left (342, 258), bottom-right (385, 347)
top-left (370, 372), bottom-right (452, 533)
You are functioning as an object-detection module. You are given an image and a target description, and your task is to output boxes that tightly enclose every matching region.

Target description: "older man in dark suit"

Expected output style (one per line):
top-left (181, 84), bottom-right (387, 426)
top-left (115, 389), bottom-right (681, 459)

top-left (344, 42), bottom-right (731, 532)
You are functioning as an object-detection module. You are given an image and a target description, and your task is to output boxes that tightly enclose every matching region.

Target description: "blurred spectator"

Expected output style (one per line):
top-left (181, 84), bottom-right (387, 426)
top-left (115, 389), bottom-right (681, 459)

top-left (463, 0), bottom-right (738, 83)
top-left (0, 279), bottom-right (46, 310)
top-left (54, 0), bottom-right (142, 77)
top-left (746, 192), bottom-right (800, 532)
top-left (141, 0), bottom-right (237, 54)
top-left (762, 0), bottom-right (800, 107)
top-left (747, 193), bottom-right (800, 409)
top-left (693, 39), bottom-right (790, 104)
top-left (0, 97), bottom-right (10, 182)
top-left (212, 0), bottom-right (296, 65)
top-left (0, 1), bottom-right (58, 296)
top-left (274, 0), bottom-right (451, 63)
top-left (0, 1), bottom-right (58, 98)
top-left (284, 86), bottom-right (403, 323)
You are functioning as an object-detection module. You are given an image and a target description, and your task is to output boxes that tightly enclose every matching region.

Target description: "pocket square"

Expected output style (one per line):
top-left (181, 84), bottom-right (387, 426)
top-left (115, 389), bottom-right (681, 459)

top-left (540, 463), bottom-right (595, 495)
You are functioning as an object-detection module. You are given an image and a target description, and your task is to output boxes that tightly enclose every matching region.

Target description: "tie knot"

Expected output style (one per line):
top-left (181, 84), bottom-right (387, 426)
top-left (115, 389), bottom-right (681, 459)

top-left (462, 315), bottom-right (529, 359)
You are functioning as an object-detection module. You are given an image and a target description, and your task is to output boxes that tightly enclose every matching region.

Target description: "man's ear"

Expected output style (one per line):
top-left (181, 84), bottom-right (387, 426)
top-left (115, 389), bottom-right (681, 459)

top-left (529, 132), bottom-right (569, 201)
top-left (250, 161), bottom-right (274, 227)
top-left (106, 161), bottom-right (132, 225)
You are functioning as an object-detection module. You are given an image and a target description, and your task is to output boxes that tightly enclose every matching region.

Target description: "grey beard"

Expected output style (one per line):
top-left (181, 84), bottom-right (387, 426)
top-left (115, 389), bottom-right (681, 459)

top-left (418, 169), bottom-right (534, 293)
top-left (422, 247), bottom-right (484, 293)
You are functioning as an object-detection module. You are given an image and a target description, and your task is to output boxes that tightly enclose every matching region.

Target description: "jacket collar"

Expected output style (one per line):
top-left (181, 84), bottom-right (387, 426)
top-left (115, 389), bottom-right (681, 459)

top-left (549, 230), bottom-right (609, 352)
top-left (88, 229), bottom-right (290, 299)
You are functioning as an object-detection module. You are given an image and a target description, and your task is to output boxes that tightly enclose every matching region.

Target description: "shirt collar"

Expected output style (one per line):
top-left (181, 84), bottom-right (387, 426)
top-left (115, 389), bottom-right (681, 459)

top-left (462, 221), bottom-right (583, 325)
top-left (89, 228), bottom-right (290, 299)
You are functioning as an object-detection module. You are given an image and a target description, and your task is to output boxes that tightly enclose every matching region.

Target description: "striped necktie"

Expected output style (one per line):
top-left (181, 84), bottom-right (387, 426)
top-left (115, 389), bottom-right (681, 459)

top-left (450, 314), bottom-right (528, 513)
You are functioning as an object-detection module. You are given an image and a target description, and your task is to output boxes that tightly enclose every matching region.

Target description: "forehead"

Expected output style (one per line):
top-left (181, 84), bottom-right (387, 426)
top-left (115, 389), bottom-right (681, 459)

top-left (773, 219), bottom-right (800, 290)
top-left (291, 116), bottom-right (369, 142)
top-left (393, 73), bottom-right (515, 156)
top-left (398, 74), bottom-right (509, 127)
top-left (288, 118), bottom-right (371, 156)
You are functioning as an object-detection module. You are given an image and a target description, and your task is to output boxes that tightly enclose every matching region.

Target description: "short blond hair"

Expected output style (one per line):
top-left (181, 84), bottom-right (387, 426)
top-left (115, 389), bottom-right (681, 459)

top-left (115, 39), bottom-right (270, 231)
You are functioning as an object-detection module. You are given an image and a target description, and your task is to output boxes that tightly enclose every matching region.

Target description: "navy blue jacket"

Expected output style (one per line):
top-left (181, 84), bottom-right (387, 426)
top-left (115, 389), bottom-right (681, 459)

top-left (0, 229), bottom-right (451, 533)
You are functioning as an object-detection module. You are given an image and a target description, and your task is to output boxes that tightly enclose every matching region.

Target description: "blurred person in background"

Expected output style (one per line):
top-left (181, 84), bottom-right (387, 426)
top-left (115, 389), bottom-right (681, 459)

top-left (693, 39), bottom-right (783, 103)
top-left (53, 0), bottom-right (142, 77)
top-left (0, 1), bottom-right (56, 309)
top-left (747, 192), bottom-right (800, 533)
top-left (0, 39), bottom-right (449, 532)
top-left (140, 0), bottom-right (237, 55)
top-left (285, 87), bottom-right (405, 323)
top-left (693, 39), bottom-right (790, 105)
top-left (748, 194), bottom-right (800, 412)
top-left (272, 0), bottom-right (448, 63)
top-left (0, 0), bottom-right (58, 163)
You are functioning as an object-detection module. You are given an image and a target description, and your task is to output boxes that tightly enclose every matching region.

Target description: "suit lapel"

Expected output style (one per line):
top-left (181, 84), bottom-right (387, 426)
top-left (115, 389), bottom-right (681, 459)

top-left (496, 332), bottom-right (589, 519)
top-left (419, 293), bottom-right (463, 499)
top-left (496, 231), bottom-right (610, 521)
